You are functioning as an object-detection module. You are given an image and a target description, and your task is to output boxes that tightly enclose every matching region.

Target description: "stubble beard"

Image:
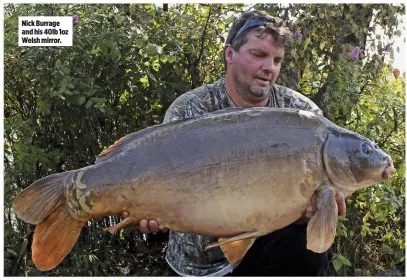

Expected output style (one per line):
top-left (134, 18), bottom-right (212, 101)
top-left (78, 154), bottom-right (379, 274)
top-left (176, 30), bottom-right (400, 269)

top-left (233, 71), bottom-right (270, 102)
top-left (249, 82), bottom-right (270, 99)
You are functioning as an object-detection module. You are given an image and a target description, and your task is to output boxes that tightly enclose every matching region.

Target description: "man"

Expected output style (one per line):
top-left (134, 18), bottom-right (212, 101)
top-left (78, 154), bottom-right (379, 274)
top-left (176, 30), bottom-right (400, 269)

top-left (124, 9), bottom-right (346, 276)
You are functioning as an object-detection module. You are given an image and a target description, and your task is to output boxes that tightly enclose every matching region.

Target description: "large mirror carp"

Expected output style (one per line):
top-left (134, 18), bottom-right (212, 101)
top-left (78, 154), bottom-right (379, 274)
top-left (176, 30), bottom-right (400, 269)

top-left (13, 107), bottom-right (395, 271)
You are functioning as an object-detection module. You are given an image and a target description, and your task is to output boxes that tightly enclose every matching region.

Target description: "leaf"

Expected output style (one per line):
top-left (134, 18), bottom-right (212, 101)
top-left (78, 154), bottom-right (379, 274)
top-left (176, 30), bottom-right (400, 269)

top-left (85, 100), bottom-right (93, 109)
top-left (6, 248), bottom-right (18, 256)
top-left (393, 68), bottom-right (400, 79)
top-left (340, 255), bottom-right (352, 267)
top-left (148, 72), bottom-right (157, 82)
top-left (146, 43), bottom-right (157, 56)
top-left (168, 55), bottom-right (176, 63)
top-left (114, 15), bottom-right (124, 25)
top-left (304, 38), bottom-right (311, 50)
top-left (156, 45), bottom-right (163, 54)
top-left (395, 250), bottom-right (404, 260)
top-left (90, 97), bottom-right (107, 104)
top-left (332, 258), bottom-right (343, 272)
top-left (78, 96), bottom-right (86, 105)
top-left (61, 66), bottom-right (70, 75)
top-left (380, 244), bottom-right (393, 254)
top-left (139, 75), bottom-right (149, 86)
top-left (290, 49), bottom-right (298, 60)
top-left (134, 39), bottom-right (144, 48)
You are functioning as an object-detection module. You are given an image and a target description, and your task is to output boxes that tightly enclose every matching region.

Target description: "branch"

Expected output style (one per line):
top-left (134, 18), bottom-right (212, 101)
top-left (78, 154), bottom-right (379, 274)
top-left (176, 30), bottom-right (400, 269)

top-left (12, 226), bottom-right (32, 275)
top-left (311, 83), bottom-right (330, 119)
top-left (389, 146), bottom-right (402, 154)
top-left (195, 4), bottom-right (213, 66)
top-left (184, 5), bottom-right (213, 88)
top-left (378, 107), bottom-right (400, 147)
top-left (348, 55), bottom-right (385, 114)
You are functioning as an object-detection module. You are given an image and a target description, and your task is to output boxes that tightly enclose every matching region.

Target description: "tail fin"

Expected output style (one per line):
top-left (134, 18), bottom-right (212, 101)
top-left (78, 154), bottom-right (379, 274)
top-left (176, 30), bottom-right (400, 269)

top-left (32, 204), bottom-right (85, 271)
top-left (13, 171), bottom-right (73, 224)
top-left (13, 171), bottom-right (85, 271)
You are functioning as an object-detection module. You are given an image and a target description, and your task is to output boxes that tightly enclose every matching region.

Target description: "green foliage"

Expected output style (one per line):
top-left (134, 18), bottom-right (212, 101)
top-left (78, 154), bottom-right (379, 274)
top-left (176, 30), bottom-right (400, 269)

top-left (332, 71), bottom-right (405, 276)
top-left (332, 253), bottom-right (352, 275)
top-left (4, 3), bottom-right (405, 276)
top-left (264, 3), bottom-right (405, 276)
top-left (4, 3), bottom-right (244, 276)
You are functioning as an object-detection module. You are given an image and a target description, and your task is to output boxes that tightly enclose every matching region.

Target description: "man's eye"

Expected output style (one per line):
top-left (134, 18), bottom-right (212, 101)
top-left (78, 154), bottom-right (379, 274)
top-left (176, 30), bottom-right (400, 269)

top-left (252, 52), bottom-right (264, 58)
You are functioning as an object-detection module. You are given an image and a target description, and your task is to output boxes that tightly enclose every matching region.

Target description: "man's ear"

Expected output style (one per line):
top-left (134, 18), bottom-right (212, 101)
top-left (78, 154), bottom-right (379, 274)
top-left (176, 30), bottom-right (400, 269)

top-left (224, 44), bottom-right (234, 64)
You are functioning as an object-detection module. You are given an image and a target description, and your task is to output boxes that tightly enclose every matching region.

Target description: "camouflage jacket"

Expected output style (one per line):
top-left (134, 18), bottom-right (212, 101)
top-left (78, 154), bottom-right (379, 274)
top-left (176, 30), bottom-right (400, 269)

top-left (163, 77), bottom-right (322, 276)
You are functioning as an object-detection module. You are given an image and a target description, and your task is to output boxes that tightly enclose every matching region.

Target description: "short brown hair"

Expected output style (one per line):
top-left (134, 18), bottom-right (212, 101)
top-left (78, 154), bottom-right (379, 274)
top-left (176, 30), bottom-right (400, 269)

top-left (224, 10), bottom-right (293, 69)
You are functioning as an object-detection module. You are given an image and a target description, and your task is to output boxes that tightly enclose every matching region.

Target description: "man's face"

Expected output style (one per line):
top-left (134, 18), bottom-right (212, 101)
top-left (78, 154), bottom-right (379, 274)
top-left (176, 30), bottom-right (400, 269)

top-left (226, 31), bottom-right (285, 103)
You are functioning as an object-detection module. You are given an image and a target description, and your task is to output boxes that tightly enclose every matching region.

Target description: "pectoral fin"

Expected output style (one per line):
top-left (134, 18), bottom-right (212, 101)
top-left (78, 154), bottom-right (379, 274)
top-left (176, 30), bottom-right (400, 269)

top-left (205, 231), bottom-right (259, 264)
top-left (306, 185), bottom-right (338, 253)
top-left (220, 238), bottom-right (256, 264)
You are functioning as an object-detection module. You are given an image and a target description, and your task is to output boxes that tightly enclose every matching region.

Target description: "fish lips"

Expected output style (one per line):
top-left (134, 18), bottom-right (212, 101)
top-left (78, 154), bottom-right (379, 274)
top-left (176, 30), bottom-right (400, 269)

top-left (382, 164), bottom-right (396, 179)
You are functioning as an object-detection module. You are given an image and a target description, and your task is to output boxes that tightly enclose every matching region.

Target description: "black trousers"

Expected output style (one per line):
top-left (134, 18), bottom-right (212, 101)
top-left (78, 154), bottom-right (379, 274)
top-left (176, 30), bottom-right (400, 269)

top-left (166, 223), bottom-right (332, 276)
top-left (228, 223), bottom-right (333, 276)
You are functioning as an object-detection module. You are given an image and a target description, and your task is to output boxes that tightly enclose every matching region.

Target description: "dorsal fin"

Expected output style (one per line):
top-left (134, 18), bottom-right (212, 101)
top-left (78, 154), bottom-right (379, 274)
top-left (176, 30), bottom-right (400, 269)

top-left (95, 124), bottom-right (165, 164)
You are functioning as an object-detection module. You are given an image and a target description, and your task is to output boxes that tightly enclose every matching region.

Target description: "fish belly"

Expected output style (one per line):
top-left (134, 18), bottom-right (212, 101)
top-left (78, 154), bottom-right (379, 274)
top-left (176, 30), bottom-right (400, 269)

top-left (153, 152), bottom-right (321, 237)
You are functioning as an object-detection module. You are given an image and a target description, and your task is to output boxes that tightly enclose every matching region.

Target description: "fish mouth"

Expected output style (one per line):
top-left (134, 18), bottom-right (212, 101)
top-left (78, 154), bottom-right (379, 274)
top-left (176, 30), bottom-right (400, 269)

top-left (382, 164), bottom-right (396, 179)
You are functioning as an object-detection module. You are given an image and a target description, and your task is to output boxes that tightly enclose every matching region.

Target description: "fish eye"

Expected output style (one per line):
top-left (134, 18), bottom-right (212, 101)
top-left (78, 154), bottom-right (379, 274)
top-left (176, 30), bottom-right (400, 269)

top-left (362, 143), bottom-right (371, 155)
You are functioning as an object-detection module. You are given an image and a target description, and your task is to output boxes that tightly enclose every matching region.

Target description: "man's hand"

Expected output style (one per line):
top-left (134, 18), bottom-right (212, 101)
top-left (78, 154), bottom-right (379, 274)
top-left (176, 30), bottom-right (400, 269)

top-left (295, 192), bottom-right (347, 225)
top-left (122, 211), bottom-right (169, 233)
top-left (336, 192), bottom-right (347, 216)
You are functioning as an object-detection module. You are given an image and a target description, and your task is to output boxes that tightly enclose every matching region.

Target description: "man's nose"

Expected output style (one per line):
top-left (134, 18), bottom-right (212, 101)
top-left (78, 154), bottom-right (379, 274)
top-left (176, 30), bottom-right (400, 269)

top-left (262, 59), bottom-right (277, 72)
